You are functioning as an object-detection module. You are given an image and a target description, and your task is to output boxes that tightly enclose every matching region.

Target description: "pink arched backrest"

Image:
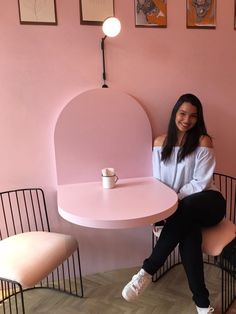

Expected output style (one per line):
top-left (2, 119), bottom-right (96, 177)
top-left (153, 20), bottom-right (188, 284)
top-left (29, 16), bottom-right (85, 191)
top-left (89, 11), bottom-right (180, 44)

top-left (54, 89), bottom-right (152, 184)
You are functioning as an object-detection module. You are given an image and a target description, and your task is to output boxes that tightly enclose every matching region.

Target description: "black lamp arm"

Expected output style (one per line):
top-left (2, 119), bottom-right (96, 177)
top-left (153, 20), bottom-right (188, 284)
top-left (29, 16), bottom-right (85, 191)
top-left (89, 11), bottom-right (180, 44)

top-left (101, 35), bottom-right (108, 88)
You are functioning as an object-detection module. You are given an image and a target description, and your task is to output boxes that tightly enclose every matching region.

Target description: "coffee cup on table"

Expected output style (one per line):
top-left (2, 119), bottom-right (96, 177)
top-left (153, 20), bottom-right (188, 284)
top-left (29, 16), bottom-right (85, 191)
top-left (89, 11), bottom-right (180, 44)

top-left (101, 168), bottom-right (118, 189)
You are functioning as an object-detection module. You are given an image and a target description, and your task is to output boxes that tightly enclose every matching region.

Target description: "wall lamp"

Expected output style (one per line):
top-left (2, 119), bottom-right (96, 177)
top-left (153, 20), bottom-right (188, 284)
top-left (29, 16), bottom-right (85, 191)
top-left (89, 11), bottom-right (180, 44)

top-left (101, 17), bottom-right (121, 88)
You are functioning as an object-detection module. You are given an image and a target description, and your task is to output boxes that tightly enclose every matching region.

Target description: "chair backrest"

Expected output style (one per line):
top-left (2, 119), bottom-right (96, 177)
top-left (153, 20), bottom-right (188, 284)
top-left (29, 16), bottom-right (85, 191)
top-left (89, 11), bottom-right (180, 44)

top-left (54, 88), bottom-right (153, 184)
top-left (201, 173), bottom-right (236, 256)
top-left (0, 188), bottom-right (50, 240)
top-left (213, 173), bottom-right (236, 223)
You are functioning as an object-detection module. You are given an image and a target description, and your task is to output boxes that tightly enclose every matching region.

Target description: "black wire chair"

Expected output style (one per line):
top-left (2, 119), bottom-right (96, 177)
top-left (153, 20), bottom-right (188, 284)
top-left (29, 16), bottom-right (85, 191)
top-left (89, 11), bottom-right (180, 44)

top-left (152, 173), bottom-right (236, 314)
top-left (0, 188), bottom-right (83, 314)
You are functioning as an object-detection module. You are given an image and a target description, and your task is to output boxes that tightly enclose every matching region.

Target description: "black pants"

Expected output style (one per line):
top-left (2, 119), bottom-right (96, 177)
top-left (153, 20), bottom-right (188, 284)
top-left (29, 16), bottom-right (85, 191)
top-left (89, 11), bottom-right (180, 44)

top-left (142, 190), bottom-right (226, 307)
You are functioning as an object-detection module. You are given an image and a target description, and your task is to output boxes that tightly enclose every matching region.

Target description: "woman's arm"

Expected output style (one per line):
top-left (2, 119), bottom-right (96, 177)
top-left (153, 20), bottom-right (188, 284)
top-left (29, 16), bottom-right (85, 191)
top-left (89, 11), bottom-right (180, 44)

top-left (152, 135), bottom-right (166, 179)
top-left (178, 136), bottom-right (215, 200)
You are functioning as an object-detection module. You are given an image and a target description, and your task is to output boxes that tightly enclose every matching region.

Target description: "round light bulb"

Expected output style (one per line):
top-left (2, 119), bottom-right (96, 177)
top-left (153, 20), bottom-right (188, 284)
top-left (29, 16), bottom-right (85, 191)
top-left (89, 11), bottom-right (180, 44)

top-left (102, 17), bottom-right (121, 37)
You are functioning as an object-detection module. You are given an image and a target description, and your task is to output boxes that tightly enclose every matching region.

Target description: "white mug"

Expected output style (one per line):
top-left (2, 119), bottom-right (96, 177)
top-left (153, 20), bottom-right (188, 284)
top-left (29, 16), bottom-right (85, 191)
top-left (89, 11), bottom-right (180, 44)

top-left (102, 174), bottom-right (119, 189)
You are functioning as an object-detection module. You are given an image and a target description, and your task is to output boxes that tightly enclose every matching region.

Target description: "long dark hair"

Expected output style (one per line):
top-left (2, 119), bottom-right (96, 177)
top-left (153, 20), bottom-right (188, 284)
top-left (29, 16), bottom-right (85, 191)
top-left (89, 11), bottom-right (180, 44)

top-left (161, 93), bottom-right (209, 163)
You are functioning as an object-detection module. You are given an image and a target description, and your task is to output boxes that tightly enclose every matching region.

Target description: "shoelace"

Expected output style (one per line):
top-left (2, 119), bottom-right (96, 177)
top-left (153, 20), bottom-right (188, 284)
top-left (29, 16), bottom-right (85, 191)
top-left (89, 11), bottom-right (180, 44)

top-left (208, 308), bottom-right (214, 313)
top-left (131, 274), bottom-right (147, 295)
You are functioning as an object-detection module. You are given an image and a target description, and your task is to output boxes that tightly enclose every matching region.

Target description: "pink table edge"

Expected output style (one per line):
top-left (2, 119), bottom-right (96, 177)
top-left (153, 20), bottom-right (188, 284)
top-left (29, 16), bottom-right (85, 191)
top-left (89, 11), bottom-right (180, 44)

top-left (57, 177), bottom-right (178, 229)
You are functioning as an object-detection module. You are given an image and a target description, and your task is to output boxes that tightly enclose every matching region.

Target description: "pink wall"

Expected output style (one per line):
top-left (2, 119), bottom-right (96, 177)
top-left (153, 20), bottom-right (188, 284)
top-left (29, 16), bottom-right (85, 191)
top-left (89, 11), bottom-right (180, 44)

top-left (54, 89), bottom-right (152, 184)
top-left (0, 1), bottom-right (235, 275)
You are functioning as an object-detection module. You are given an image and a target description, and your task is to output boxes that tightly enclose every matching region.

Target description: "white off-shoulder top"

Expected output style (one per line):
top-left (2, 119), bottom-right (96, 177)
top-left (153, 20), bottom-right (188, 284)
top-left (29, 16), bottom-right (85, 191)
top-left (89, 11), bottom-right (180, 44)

top-left (152, 146), bottom-right (218, 200)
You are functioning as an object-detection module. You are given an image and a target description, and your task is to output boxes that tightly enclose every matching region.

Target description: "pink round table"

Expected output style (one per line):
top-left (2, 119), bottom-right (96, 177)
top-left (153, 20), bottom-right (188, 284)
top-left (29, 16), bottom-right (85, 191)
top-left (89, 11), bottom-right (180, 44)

top-left (57, 177), bottom-right (178, 229)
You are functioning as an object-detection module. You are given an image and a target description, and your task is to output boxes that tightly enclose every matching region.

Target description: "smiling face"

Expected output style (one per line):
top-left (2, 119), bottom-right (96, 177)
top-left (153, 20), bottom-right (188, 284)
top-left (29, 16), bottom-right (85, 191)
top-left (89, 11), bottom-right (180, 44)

top-left (175, 102), bottom-right (198, 134)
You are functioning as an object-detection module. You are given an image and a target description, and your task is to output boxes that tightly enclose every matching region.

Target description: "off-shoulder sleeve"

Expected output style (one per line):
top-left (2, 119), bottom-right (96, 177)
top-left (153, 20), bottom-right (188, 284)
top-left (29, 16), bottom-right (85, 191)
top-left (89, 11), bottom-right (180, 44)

top-left (178, 147), bottom-right (216, 200)
top-left (152, 146), bottom-right (162, 180)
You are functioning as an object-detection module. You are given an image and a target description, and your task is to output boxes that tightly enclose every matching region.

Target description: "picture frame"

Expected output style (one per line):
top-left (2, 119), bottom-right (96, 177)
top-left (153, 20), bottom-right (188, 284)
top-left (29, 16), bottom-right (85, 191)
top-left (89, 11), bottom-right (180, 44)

top-left (134, 0), bottom-right (167, 28)
top-left (186, 0), bottom-right (216, 29)
top-left (235, 0), bottom-right (236, 29)
top-left (80, 0), bottom-right (114, 25)
top-left (18, 0), bottom-right (57, 25)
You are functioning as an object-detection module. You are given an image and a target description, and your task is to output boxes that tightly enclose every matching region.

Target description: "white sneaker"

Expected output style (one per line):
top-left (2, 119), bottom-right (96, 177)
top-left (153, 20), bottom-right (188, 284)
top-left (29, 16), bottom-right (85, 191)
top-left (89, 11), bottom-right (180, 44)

top-left (152, 225), bottom-right (164, 238)
top-left (152, 220), bottom-right (166, 239)
top-left (122, 269), bottom-right (152, 302)
top-left (196, 306), bottom-right (214, 313)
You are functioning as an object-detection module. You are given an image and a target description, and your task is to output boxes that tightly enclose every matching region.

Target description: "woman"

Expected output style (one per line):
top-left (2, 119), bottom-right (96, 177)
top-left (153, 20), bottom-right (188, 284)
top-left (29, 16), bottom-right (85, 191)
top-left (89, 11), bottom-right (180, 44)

top-left (122, 94), bottom-right (226, 314)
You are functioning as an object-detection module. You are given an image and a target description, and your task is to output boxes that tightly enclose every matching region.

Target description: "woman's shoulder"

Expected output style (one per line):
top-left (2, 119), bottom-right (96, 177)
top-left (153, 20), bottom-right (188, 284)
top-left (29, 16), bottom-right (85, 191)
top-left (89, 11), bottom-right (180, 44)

top-left (153, 134), bottom-right (166, 147)
top-left (199, 135), bottom-right (213, 148)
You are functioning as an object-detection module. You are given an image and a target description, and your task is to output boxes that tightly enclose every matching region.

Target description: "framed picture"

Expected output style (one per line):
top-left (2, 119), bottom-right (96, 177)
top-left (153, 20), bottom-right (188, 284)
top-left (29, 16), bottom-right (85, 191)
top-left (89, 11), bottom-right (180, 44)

top-left (134, 0), bottom-right (167, 28)
top-left (80, 0), bottom-right (114, 25)
top-left (18, 0), bottom-right (57, 25)
top-left (186, 0), bottom-right (216, 29)
top-left (235, 0), bottom-right (236, 29)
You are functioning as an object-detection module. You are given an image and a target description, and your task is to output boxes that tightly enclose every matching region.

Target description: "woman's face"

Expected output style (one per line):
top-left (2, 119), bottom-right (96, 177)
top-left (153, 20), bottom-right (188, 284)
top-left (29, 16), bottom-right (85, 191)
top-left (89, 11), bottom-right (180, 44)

top-left (175, 102), bottom-right (198, 133)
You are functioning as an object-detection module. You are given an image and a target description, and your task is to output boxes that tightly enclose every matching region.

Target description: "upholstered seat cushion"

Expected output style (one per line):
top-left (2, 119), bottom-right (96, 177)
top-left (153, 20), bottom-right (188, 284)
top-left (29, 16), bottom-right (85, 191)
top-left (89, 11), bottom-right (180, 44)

top-left (0, 231), bottom-right (77, 288)
top-left (202, 218), bottom-right (236, 256)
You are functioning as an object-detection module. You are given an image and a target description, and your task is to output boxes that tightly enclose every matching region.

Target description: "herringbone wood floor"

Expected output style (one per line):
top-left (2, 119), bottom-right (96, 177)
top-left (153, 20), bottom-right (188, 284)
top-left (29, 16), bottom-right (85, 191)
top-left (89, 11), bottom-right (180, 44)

top-left (1, 264), bottom-right (235, 314)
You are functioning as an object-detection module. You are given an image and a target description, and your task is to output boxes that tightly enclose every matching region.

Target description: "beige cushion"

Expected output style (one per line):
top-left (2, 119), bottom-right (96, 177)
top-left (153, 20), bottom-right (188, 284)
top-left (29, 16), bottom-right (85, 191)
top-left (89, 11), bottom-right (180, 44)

top-left (0, 231), bottom-right (77, 288)
top-left (202, 218), bottom-right (236, 256)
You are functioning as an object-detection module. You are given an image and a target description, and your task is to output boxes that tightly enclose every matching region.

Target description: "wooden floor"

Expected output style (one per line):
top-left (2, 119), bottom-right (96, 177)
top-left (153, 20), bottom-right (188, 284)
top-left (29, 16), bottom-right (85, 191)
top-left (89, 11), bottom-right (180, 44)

top-left (1, 264), bottom-right (235, 314)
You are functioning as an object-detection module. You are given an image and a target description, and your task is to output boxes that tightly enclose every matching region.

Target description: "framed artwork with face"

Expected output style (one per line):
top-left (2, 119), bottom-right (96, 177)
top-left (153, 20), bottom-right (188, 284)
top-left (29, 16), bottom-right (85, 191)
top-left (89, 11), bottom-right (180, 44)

top-left (134, 0), bottom-right (167, 28)
top-left (186, 0), bottom-right (216, 29)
